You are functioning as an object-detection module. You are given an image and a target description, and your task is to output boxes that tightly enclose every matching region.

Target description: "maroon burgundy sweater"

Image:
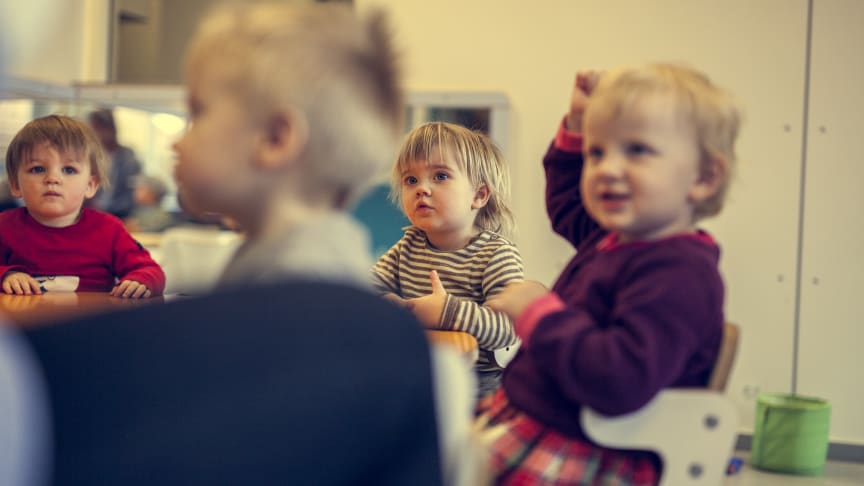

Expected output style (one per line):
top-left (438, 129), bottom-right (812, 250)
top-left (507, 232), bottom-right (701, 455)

top-left (501, 133), bottom-right (724, 440)
top-left (0, 208), bottom-right (165, 294)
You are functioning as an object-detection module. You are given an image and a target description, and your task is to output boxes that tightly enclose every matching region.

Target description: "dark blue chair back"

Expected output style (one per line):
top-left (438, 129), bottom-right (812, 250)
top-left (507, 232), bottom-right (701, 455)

top-left (24, 281), bottom-right (442, 485)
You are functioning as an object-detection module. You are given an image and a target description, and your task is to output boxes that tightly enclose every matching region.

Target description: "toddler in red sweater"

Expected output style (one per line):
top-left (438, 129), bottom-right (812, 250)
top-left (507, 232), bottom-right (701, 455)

top-left (1, 115), bottom-right (165, 298)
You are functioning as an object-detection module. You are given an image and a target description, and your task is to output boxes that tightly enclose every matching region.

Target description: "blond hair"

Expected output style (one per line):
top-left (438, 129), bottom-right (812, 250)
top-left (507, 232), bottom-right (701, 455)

top-left (588, 63), bottom-right (741, 219)
top-left (184, 2), bottom-right (402, 206)
top-left (5, 114), bottom-right (108, 190)
top-left (391, 122), bottom-right (514, 236)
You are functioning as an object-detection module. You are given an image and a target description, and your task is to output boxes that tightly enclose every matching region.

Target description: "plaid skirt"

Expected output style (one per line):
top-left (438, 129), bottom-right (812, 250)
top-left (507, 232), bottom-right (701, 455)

top-left (476, 389), bottom-right (659, 486)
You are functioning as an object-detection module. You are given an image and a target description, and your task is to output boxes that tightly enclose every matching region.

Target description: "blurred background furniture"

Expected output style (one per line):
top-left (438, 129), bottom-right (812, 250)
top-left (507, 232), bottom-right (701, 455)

top-left (157, 226), bottom-right (242, 295)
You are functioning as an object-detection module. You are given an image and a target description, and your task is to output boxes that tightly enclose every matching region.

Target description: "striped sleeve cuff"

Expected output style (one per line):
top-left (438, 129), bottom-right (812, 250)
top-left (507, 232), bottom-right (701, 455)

top-left (438, 293), bottom-right (458, 330)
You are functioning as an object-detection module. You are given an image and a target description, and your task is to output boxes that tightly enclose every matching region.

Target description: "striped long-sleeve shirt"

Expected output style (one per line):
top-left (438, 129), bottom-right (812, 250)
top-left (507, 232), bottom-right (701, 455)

top-left (372, 227), bottom-right (524, 371)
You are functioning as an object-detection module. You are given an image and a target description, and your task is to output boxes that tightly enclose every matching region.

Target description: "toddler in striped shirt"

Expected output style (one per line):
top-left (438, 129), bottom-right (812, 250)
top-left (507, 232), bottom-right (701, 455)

top-left (372, 122), bottom-right (523, 398)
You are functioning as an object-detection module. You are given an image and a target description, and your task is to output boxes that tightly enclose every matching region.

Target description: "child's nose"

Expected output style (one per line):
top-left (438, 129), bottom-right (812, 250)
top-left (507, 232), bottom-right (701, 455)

top-left (416, 181), bottom-right (431, 196)
top-left (45, 169), bottom-right (62, 183)
top-left (595, 154), bottom-right (624, 177)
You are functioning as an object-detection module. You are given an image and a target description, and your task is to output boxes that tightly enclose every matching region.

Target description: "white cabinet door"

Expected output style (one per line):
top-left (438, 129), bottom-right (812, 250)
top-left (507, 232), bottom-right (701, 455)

top-left (697, 1), bottom-right (809, 433)
top-left (798, 0), bottom-right (864, 443)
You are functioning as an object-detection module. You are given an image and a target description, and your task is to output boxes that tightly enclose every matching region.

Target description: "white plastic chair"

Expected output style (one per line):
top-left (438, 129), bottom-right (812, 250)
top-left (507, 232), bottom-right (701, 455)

top-left (157, 226), bottom-right (243, 295)
top-left (492, 339), bottom-right (520, 368)
top-left (581, 322), bottom-right (741, 486)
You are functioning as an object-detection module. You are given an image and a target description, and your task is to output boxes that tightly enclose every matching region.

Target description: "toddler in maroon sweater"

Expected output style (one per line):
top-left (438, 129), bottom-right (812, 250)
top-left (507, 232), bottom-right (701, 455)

top-left (1, 115), bottom-right (165, 298)
top-left (477, 64), bottom-right (741, 485)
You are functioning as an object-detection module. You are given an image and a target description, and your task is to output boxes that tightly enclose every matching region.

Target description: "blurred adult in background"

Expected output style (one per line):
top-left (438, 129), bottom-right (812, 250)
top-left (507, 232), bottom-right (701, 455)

top-left (87, 108), bottom-right (141, 218)
top-left (126, 175), bottom-right (175, 232)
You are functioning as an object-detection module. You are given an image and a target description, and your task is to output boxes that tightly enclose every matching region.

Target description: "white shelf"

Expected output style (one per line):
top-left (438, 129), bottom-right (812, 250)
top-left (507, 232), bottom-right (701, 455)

top-left (74, 83), bottom-right (185, 115)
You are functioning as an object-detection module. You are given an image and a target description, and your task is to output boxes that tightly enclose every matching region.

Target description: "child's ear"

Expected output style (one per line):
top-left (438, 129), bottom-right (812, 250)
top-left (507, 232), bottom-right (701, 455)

top-left (471, 183), bottom-right (491, 209)
top-left (84, 176), bottom-right (99, 199)
top-left (689, 157), bottom-right (726, 203)
top-left (254, 108), bottom-right (309, 170)
top-left (9, 180), bottom-right (22, 199)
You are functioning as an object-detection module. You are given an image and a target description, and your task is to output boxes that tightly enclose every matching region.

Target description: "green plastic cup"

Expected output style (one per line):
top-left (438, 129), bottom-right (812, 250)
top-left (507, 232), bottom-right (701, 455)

top-left (751, 392), bottom-right (831, 475)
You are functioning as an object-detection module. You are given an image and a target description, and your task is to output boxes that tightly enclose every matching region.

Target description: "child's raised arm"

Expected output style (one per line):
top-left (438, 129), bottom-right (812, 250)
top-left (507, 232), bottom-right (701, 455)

top-left (566, 70), bottom-right (603, 133)
top-left (544, 70), bottom-right (604, 247)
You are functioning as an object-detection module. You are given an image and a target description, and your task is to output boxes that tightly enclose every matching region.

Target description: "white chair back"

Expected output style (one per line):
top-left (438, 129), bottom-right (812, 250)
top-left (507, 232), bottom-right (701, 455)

top-left (581, 323), bottom-right (741, 485)
top-left (582, 390), bottom-right (737, 485)
top-left (492, 340), bottom-right (520, 368)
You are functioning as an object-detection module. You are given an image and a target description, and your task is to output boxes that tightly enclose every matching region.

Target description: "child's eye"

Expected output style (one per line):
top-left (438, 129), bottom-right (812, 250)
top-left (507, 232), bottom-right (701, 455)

top-left (403, 175), bottom-right (418, 185)
top-left (625, 142), bottom-right (653, 157)
top-left (433, 171), bottom-right (449, 181)
top-left (27, 166), bottom-right (45, 174)
top-left (586, 146), bottom-right (604, 161)
top-left (62, 166), bottom-right (79, 175)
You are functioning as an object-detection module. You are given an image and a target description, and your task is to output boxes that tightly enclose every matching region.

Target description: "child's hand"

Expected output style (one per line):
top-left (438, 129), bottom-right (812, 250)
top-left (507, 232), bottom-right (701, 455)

top-left (2, 272), bottom-right (42, 295)
top-left (405, 270), bottom-right (447, 328)
top-left (382, 293), bottom-right (409, 307)
top-left (566, 70), bottom-right (604, 133)
top-left (111, 280), bottom-right (152, 299)
top-left (486, 280), bottom-right (549, 319)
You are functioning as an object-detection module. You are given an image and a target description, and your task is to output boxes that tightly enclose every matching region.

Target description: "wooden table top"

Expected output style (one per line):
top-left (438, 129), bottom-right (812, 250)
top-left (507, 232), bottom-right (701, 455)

top-left (0, 292), bottom-right (480, 359)
top-left (426, 329), bottom-right (478, 360)
top-left (0, 292), bottom-right (164, 328)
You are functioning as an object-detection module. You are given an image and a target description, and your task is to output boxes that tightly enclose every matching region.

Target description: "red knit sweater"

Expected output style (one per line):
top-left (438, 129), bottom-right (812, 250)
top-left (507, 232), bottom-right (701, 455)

top-left (0, 208), bottom-right (165, 294)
